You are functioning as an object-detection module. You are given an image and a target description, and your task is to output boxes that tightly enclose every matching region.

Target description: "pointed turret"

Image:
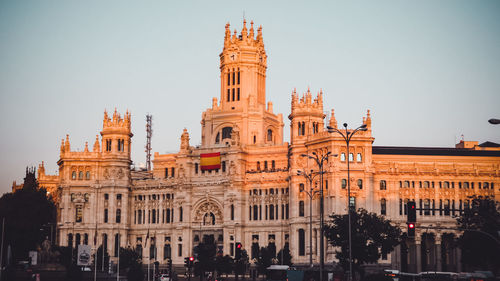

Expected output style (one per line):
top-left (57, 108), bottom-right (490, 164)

top-left (249, 21), bottom-right (254, 39)
top-left (241, 19), bottom-right (248, 39)
top-left (65, 135), bottom-right (70, 152)
top-left (84, 141), bottom-right (89, 152)
top-left (329, 109), bottom-right (338, 129)
top-left (93, 135), bottom-right (100, 152)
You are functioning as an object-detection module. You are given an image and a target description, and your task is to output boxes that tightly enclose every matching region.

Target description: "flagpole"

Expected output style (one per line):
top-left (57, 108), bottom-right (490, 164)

top-left (94, 187), bottom-right (98, 281)
top-left (117, 233), bottom-right (120, 281)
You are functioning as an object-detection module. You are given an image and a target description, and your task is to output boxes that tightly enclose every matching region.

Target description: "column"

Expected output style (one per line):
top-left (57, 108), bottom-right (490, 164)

top-left (435, 233), bottom-right (442, 271)
top-left (415, 236), bottom-right (422, 273)
top-left (391, 245), bottom-right (400, 270)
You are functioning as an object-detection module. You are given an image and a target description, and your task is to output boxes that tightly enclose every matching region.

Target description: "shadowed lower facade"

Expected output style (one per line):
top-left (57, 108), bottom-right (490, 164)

top-left (36, 20), bottom-right (500, 273)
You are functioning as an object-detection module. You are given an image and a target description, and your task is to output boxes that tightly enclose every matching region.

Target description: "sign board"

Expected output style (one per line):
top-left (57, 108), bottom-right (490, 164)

top-left (77, 244), bottom-right (91, 266)
top-left (29, 251), bottom-right (38, 265)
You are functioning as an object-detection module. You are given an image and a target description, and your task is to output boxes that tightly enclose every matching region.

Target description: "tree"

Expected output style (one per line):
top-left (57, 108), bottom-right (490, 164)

top-left (256, 246), bottom-right (273, 278)
top-left (324, 208), bottom-right (402, 278)
top-left (193, 236), bottom-right (217, 280)
top-left (276, 243), bottom-right (292, 266)
top-left (215, 254), bottom-right (233, 277)
top-left (456, 196), bottom-right (500, 272)
top-left (0, 167), bottom-right (56, 262)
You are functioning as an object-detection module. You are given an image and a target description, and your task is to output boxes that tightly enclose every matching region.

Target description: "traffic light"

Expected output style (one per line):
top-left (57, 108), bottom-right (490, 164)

top-left (189, 256), bottom-right (194, 267)
top-left (407, 222), bottom-right (415, 238)
top-left (407, 201), bottom-right (416, 223)
top-left (235, 242), bottom-right (242, 260)
top-left (184, 257), bottom-right (189, 267)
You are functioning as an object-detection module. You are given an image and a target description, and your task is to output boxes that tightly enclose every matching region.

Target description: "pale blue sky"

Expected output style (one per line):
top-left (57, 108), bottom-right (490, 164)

top-left (1, 0), bottom-right (499, 195)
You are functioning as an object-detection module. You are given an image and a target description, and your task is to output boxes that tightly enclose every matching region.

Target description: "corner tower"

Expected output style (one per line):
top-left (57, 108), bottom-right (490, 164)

top-left (201, 20), bottom-right (283, 147)
top-left (101, 109), bottom-right (133, 161)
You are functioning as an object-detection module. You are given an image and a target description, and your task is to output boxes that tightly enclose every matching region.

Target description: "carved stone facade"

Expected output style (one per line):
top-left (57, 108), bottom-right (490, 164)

top-left (43, 20), bottom-right (499, 272)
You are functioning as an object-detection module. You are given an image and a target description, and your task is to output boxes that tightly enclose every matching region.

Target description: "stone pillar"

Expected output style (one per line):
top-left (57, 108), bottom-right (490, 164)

top-left (456, 247), bottom-right (462, 272)
top-left (435, 234), bottom-right (442, 271)
top-left (415, 236), bottom-right (422, 273)
top-left (392, 245), bottom-right (400, 270)
top-left (158, 234), bottom-right (164, 263)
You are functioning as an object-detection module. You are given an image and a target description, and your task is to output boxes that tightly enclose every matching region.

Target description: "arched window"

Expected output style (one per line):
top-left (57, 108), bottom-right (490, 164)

top-left (75, 233), bottom-right (81, 245)
top-left (341, 179), bottom-right (347, 189)
top-left (215, 132), bottom-right (220, 144)
top-left (423, 181), bottom-right (429, 188)
top-left (299, 201), bottom-right (304, 217)
top-left (341, 153), bottom-right (346, 162)
top-left (269, 205), bottom-right (274, 220)
top-left (68, 233), bottom-right (73, 247)
top-left (298, 122), bottom-right (302, 136)
top-left (357, 179), bottom-right (363, 189)
top-left (203, 212), bottom-right (216, 225)
top-left (356, 153), bottom-right (362, 162)
top-left (301, 122), bottom-right (305, 136)
top-left (257, 161), bottom-right (261, 171)
top-left (85, 171), bottom-right (91, 180)
top-left (380, 180), bottom-right (387, 190)
top-left (253, 205), bottom-right (258, 220)
top-left (271, 160), bottom-right (275, 170)
top-left (267, 129), bottom-right (273, 142)
top-left (72, 171), bottom-right (76, 180)
top-left (424, 199), bottom-right (430, 215)
top-left (380, 199), bottom-right (387, 215)
top-left (78, 171), bottom-right (83, 180)
top-left (349, 153), bottom-right (354, 162)
top-left (222, 127), bottom-right (233, 140)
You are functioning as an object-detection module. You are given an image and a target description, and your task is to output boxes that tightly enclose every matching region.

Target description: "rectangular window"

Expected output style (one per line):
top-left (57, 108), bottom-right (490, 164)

top-left (179, 207), bottom-right (183, 222)
top-left (76, 205), bottom-right (83, 222)
top-left (104, 209), bottom-right (108, 223)
top-left (237, 88), bottom-right (240, 101)
top-left (227, 89), bottom-right (230, 102)
top-left (117, 194), bottom-right (122, 200)
top-left (178, 244), bottom-right (182, 257)
top-left (232, 72), bottom-right (235, 85)
top-left (237, 71), bottom-right (240, 84)
top-left (232, 88), bottom-right (235, 101)
top-left (171, 168), bottom-right (175, 177)
top-left (298, 229), bottom-right (305, 256)
top-left (195, 163), bottom-right (198, 174)
top-left (116, 209), bottom-right (121, 223)
top-left (227, 73), bottom-right (230, 86)
top-left (164, 168), bottom-right (168, 178)
top-left (222, 161), bottom-right (226, 172)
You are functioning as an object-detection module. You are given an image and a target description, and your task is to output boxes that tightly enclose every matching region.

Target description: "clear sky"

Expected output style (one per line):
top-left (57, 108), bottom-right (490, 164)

top-left (1, 0), bottom-right (499, 195)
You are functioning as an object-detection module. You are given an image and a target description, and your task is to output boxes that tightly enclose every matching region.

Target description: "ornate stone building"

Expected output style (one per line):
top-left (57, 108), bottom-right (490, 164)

top-left (42, 20), bottom-right (499, 273)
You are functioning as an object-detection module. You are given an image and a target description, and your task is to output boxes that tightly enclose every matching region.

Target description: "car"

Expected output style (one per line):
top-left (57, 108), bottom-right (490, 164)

top-left (160, 274), bottom-right (170, 281)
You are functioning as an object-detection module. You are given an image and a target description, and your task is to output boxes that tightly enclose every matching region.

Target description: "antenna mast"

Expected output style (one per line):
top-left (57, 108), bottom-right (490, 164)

top-left (145, 114), bottom-right (153, 171)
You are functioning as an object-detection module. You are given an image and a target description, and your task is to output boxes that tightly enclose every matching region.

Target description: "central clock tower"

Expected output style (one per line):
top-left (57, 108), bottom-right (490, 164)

top-left (200, 20), bottom-right (284, 147)
top-left (219, 19), bottom-right (267, 110)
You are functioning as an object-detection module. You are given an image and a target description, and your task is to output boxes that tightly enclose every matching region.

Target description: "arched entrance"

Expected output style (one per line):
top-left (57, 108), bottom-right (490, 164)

top-left (192, 198), bottom-right (225, 255)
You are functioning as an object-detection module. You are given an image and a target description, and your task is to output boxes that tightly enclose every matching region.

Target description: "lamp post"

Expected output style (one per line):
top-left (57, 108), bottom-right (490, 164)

top-left (297, 169), bottom-right (321, 268)
top-left (327, 123), bottom-right (367, 281)
top-left (300, 151), bottom-right (335, 281)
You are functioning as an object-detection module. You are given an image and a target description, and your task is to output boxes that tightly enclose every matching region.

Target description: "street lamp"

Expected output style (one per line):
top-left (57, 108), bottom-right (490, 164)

top-left (488, 118), bottom-right (500, 125)
top-left (297, 169), bottom-right (321, 268)
top-left (327, 123), bottom-right (367, 281)
top-left (300, 151), bottom-right (336, 281)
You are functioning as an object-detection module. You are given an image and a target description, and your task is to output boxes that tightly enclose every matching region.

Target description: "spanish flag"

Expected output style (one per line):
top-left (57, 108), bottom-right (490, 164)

top-left (200, 152), bottom-right (221, 171)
